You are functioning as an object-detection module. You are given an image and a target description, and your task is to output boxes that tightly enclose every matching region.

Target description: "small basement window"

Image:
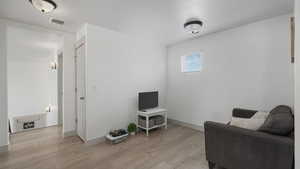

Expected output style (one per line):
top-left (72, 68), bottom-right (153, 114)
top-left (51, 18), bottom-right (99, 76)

top-left (181, 53), bottom-right (203, 72)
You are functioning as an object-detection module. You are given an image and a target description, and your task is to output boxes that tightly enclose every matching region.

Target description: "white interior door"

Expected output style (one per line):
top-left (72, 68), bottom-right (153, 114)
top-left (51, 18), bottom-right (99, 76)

top-left (75, 43), bottom-right (86, 141)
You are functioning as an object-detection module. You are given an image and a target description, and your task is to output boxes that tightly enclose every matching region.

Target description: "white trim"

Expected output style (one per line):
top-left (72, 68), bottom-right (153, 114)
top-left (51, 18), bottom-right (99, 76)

top-left (168, 118), bottom-right (204, 132)
top-left (0, 145), bottom-right (8, 153)
top-left (86, 136), bottom-right (106, 145)
top-left (63, 130), bottom-right (76, 137)
top-left (75, 37), bottom-right (86, 50)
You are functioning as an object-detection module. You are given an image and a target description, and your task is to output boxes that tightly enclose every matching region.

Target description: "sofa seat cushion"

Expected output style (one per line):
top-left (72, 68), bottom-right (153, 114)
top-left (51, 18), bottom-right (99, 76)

top-left (259, 105), bottom-right (294, 136)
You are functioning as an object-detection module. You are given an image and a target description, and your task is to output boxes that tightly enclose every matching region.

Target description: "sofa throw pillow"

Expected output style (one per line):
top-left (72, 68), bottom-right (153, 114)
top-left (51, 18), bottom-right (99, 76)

top-left (251, 111), bottom-right (269, 119)
top-left (230, 117), bottom-right (265, 130)
top-left (259, 105), bottom-right (294, 136)
top-left (230, 111), bottom-right (268, 130)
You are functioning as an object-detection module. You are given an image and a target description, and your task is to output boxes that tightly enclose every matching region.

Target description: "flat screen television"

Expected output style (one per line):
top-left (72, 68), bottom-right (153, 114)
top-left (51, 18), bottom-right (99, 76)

top-left (138, 91), bottom-right (158, 110)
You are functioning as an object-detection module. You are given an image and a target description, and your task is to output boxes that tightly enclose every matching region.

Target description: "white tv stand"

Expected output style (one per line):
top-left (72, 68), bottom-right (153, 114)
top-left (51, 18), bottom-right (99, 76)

top-left (137, 108), bottom-right (167, 136)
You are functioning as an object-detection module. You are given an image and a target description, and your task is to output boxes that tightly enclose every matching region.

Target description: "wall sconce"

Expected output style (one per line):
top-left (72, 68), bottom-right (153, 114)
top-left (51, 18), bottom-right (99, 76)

top-left (50, 62), bottom-right (57, 70)
top-left (45, 105), bottom-right (52, 113)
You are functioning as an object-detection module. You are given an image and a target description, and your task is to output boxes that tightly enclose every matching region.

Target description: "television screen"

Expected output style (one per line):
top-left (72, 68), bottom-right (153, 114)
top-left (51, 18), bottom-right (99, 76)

top-left (138, 91), bottom-right (158, 110)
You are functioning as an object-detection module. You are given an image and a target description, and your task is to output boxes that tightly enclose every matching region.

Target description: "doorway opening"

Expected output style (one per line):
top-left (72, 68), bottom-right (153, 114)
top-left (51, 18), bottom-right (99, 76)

top-left (6, 25), bottom-right (64, 144)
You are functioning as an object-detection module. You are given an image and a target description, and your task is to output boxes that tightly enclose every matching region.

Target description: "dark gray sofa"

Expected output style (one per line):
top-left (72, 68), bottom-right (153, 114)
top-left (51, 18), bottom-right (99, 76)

top-left (204, 108), bottom-right (294, 169)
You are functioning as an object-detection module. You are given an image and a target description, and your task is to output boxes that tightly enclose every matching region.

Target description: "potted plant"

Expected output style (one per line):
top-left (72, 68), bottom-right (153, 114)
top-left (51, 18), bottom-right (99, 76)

top-left (127, 123), bottom-right (137, 135)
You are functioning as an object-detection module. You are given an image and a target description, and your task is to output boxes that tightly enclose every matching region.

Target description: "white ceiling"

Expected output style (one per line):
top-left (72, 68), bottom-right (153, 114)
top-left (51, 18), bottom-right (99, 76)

top-left (0, 0), bottom-right (294, 45)
top-left (7, 25), bottom-right (61, 61)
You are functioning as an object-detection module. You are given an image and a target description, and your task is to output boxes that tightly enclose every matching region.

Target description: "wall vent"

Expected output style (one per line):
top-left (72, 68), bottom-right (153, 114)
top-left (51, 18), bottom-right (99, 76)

top-left (50, 18), bottom-right (65, 25)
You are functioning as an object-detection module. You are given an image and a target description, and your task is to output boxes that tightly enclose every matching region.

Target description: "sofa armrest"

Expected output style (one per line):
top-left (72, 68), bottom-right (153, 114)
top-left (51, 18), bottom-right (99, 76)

top-left (204, 121), bottom-right (294, 169)
top-left (232, 108), bottom-right (257, 118)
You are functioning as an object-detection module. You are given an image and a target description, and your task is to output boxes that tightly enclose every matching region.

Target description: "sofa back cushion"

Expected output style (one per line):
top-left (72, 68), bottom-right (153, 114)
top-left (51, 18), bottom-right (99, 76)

top-left (259, 105), bottom-right (294, 136)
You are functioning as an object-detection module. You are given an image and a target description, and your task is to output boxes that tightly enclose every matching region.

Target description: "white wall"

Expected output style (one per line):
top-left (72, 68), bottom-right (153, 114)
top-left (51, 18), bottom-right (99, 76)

top-left (0, 21), bottom-right (8, 148)
top-left (167, 15), bottom-right (294, 127)
top-left (294, 0), bottom-right (300, 167)
top-left (84, 24), bottom-right (166, 141)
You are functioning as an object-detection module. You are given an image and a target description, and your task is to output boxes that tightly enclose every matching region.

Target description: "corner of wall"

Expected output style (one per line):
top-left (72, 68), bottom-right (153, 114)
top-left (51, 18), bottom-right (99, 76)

top-left (0, 21), bottom-right (8, 147)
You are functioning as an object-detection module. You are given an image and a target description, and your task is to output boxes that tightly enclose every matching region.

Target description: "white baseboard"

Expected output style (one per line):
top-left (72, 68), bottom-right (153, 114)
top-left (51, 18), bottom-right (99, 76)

top-left (63, 130), bottom-right (76, 137)
top-left (168, 118), bottom-right (204, 132)
top-left (86, 136), bottom-right (106, 145)
top-left (0, 145), bottom-right (8, 153)
top-left (63, 131), bottom-right (106, 145)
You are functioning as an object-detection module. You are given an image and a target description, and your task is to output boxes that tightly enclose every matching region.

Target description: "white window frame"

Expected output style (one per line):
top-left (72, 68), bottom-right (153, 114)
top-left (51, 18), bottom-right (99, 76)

top-left (181, 52), bottom-right (203, 73)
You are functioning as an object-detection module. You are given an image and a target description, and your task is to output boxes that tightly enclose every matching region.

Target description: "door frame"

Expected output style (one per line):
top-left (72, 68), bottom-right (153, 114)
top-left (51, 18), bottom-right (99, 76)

top-left (57, 52), bottom-right (64, 126)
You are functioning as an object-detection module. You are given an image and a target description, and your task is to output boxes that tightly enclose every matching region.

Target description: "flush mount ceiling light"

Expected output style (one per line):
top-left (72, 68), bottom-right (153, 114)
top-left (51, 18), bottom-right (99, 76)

top-left (184, 19), bottom-right (203, 34)
top-left (29, 0), bottom-right (57, 13)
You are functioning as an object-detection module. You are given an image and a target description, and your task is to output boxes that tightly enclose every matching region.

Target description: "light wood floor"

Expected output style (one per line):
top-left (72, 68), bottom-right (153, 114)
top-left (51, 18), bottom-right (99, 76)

top-left (0, 123), bottom-right (208, 169)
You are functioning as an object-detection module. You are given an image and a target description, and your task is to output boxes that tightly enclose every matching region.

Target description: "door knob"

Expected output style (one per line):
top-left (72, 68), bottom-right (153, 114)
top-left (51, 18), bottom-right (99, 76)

top-left (80, 97), bottom-right (85, 100)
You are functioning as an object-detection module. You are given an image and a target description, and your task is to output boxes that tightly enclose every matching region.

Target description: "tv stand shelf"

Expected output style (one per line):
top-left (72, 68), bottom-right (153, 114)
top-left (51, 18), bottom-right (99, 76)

top-left (137, 108), bottom-right (167, 136)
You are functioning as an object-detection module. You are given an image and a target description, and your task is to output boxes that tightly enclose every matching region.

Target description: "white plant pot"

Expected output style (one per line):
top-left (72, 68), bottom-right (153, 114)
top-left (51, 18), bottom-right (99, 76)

top-left (130, 132), bottom-right (136, 136)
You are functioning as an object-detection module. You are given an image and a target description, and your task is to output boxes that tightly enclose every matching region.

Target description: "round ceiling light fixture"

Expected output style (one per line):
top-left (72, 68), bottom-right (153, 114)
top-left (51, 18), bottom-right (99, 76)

top-left (29, 0), bottom-right (57, 13)
top-left (184, 19), bottom-right (203, 34)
